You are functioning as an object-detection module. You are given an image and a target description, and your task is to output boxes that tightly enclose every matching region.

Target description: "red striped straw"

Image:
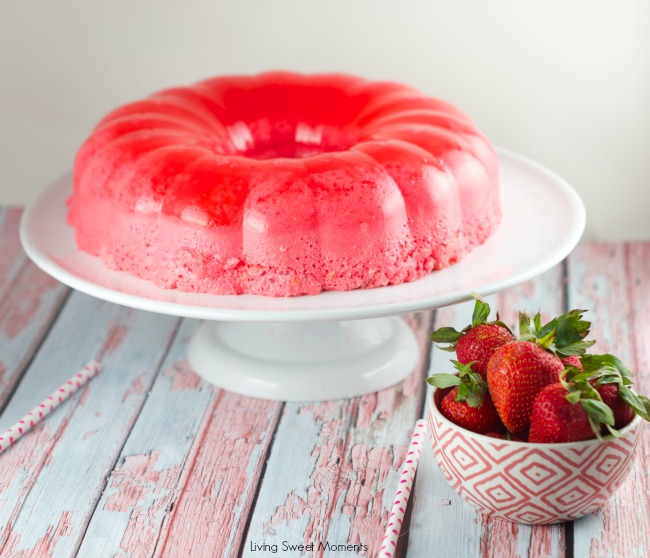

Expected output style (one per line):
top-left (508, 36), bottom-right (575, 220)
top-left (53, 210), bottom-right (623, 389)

top-left (380, 419), bottom-right (427, 557)
top-left (0, 360), bottom-right (100, 454)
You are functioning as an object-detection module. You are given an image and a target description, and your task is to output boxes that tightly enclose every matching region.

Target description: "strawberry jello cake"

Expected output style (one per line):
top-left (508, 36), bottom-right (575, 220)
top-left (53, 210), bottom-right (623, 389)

top-left (68, 71), bottom-right (501, 297)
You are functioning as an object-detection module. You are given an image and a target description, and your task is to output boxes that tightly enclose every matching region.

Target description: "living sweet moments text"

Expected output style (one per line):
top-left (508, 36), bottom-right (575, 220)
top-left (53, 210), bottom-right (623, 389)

top-left (249, 540), bottom-right (368, 554)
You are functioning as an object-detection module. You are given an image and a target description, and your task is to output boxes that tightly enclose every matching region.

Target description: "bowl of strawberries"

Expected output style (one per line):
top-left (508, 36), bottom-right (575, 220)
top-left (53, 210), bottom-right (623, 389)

top-left (426, 296), bottom-right (649, 525)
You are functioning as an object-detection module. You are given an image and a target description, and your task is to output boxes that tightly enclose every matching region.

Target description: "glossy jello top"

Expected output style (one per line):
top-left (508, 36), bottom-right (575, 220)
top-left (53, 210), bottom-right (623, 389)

top-left (73, 71), bottom-right (494, 225)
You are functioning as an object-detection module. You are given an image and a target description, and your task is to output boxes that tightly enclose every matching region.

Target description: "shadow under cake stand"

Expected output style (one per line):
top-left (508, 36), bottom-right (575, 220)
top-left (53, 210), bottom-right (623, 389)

top-left (20, 149), bottom-right (585, 401)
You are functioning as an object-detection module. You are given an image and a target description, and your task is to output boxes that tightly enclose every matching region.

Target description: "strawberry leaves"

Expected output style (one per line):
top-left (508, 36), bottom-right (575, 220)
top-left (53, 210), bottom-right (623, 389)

top-left (471, 296), bottom-right (491, 328)
top-left (552, 310), bottom-right (596, 356)
top-left (580, 353), bottom-right (632, 383)
top-left (427, 361), bottom-right (488, 408)
top-left (580, 398), bottom-right (617, 438)
top-left (519, 309), bottom-right (596, 357)
top-left (430, 327), bottom-right (463, 352)
top-left (427, 371), bottom-right (462, 389)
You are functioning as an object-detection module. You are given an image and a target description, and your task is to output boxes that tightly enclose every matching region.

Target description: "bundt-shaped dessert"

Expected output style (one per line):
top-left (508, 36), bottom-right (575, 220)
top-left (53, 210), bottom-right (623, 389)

top-left (68, 71), bottom-right (501, 296)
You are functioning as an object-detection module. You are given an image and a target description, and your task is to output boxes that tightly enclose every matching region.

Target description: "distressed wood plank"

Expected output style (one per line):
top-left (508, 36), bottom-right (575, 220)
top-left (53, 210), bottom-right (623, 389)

top-left (0, 261), bottom-right (70, 411)
top-left (242, 312), bottom-right (433, 558)
top-left (155, 390), bottom-right (282, 558)
top-left (0, 293), bottom-right (179, 557)
top-left (320, 313), bottom-right (432, 558)
top-left (78, 316), bottom-right (284, 558)
top-left (80, 310), bottom-right (282, 557)
top-left (569, 242), bottom-right (650, 558)
top-left (0, 207), bottom-right (69, 410)
top-left (75, 318), bottom-right (211, 556)
top-left (408, 264), bottom-right (567, 558)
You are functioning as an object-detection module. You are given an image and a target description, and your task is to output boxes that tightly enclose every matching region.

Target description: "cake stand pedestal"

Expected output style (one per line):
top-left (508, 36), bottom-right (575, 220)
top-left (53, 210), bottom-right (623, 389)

top-left (20, 149), bottom-right (585, 401)
top-left (188, 318), bottom-right (418, 400)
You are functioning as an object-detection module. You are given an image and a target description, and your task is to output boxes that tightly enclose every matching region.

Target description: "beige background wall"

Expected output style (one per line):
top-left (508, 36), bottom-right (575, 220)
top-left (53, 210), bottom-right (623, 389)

top-left (1, 0), bottom-right (648, 239)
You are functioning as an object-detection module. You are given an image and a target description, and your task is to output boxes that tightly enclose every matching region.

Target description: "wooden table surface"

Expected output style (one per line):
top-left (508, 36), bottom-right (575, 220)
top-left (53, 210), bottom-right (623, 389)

top-left (0, 206), bottom-right (648, 558)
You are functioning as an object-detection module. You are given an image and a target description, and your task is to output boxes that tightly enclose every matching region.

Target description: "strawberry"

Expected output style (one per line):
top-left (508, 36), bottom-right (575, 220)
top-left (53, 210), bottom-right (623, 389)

top-left (440, 387), bottom-right (504, 434)
top-left (427, 361), bottom-right (505, 434)
top-left (562, 355), bottom-right (631, 428)
top-left (530, 354), bottom-right (649, 443)
top-left (486, 341), bottom-right (564, 433)
top-left (430, 303), bottom-right (650, 443)
top-left (455, 324), bottom-right (514, 378)
top-left (577, 353), bottom-right (650, 429)
top-left (528, 383), bottom-right (601, 443)
top-left (595, 383), bottom-right (635, 429)
top-left (431, 296), bottom-right (514, 378)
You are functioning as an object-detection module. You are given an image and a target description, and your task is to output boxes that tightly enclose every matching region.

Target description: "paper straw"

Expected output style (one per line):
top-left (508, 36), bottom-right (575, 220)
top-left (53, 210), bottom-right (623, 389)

top-left (380, 418), bottom-right (428, 557)
top-left (0, 360), bottom-right (100, 454)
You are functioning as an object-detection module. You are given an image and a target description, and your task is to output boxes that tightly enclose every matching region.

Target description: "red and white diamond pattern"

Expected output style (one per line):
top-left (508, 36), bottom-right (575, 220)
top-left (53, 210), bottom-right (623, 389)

top-left (428, 405), bottom-right (640, 524)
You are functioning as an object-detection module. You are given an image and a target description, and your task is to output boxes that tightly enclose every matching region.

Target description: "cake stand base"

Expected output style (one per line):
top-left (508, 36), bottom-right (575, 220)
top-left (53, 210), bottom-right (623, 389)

top-left (187, 317), bottom-right (420, 401)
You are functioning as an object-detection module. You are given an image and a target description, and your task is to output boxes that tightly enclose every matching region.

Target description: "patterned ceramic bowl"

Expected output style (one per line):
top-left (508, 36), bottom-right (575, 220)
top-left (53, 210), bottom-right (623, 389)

top-left (428, 387), bottom-right (642, 524)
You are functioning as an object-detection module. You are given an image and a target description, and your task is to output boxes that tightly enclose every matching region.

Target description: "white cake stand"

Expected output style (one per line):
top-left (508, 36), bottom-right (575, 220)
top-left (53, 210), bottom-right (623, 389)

top-left (20, 149), bottom-right (585, 401)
